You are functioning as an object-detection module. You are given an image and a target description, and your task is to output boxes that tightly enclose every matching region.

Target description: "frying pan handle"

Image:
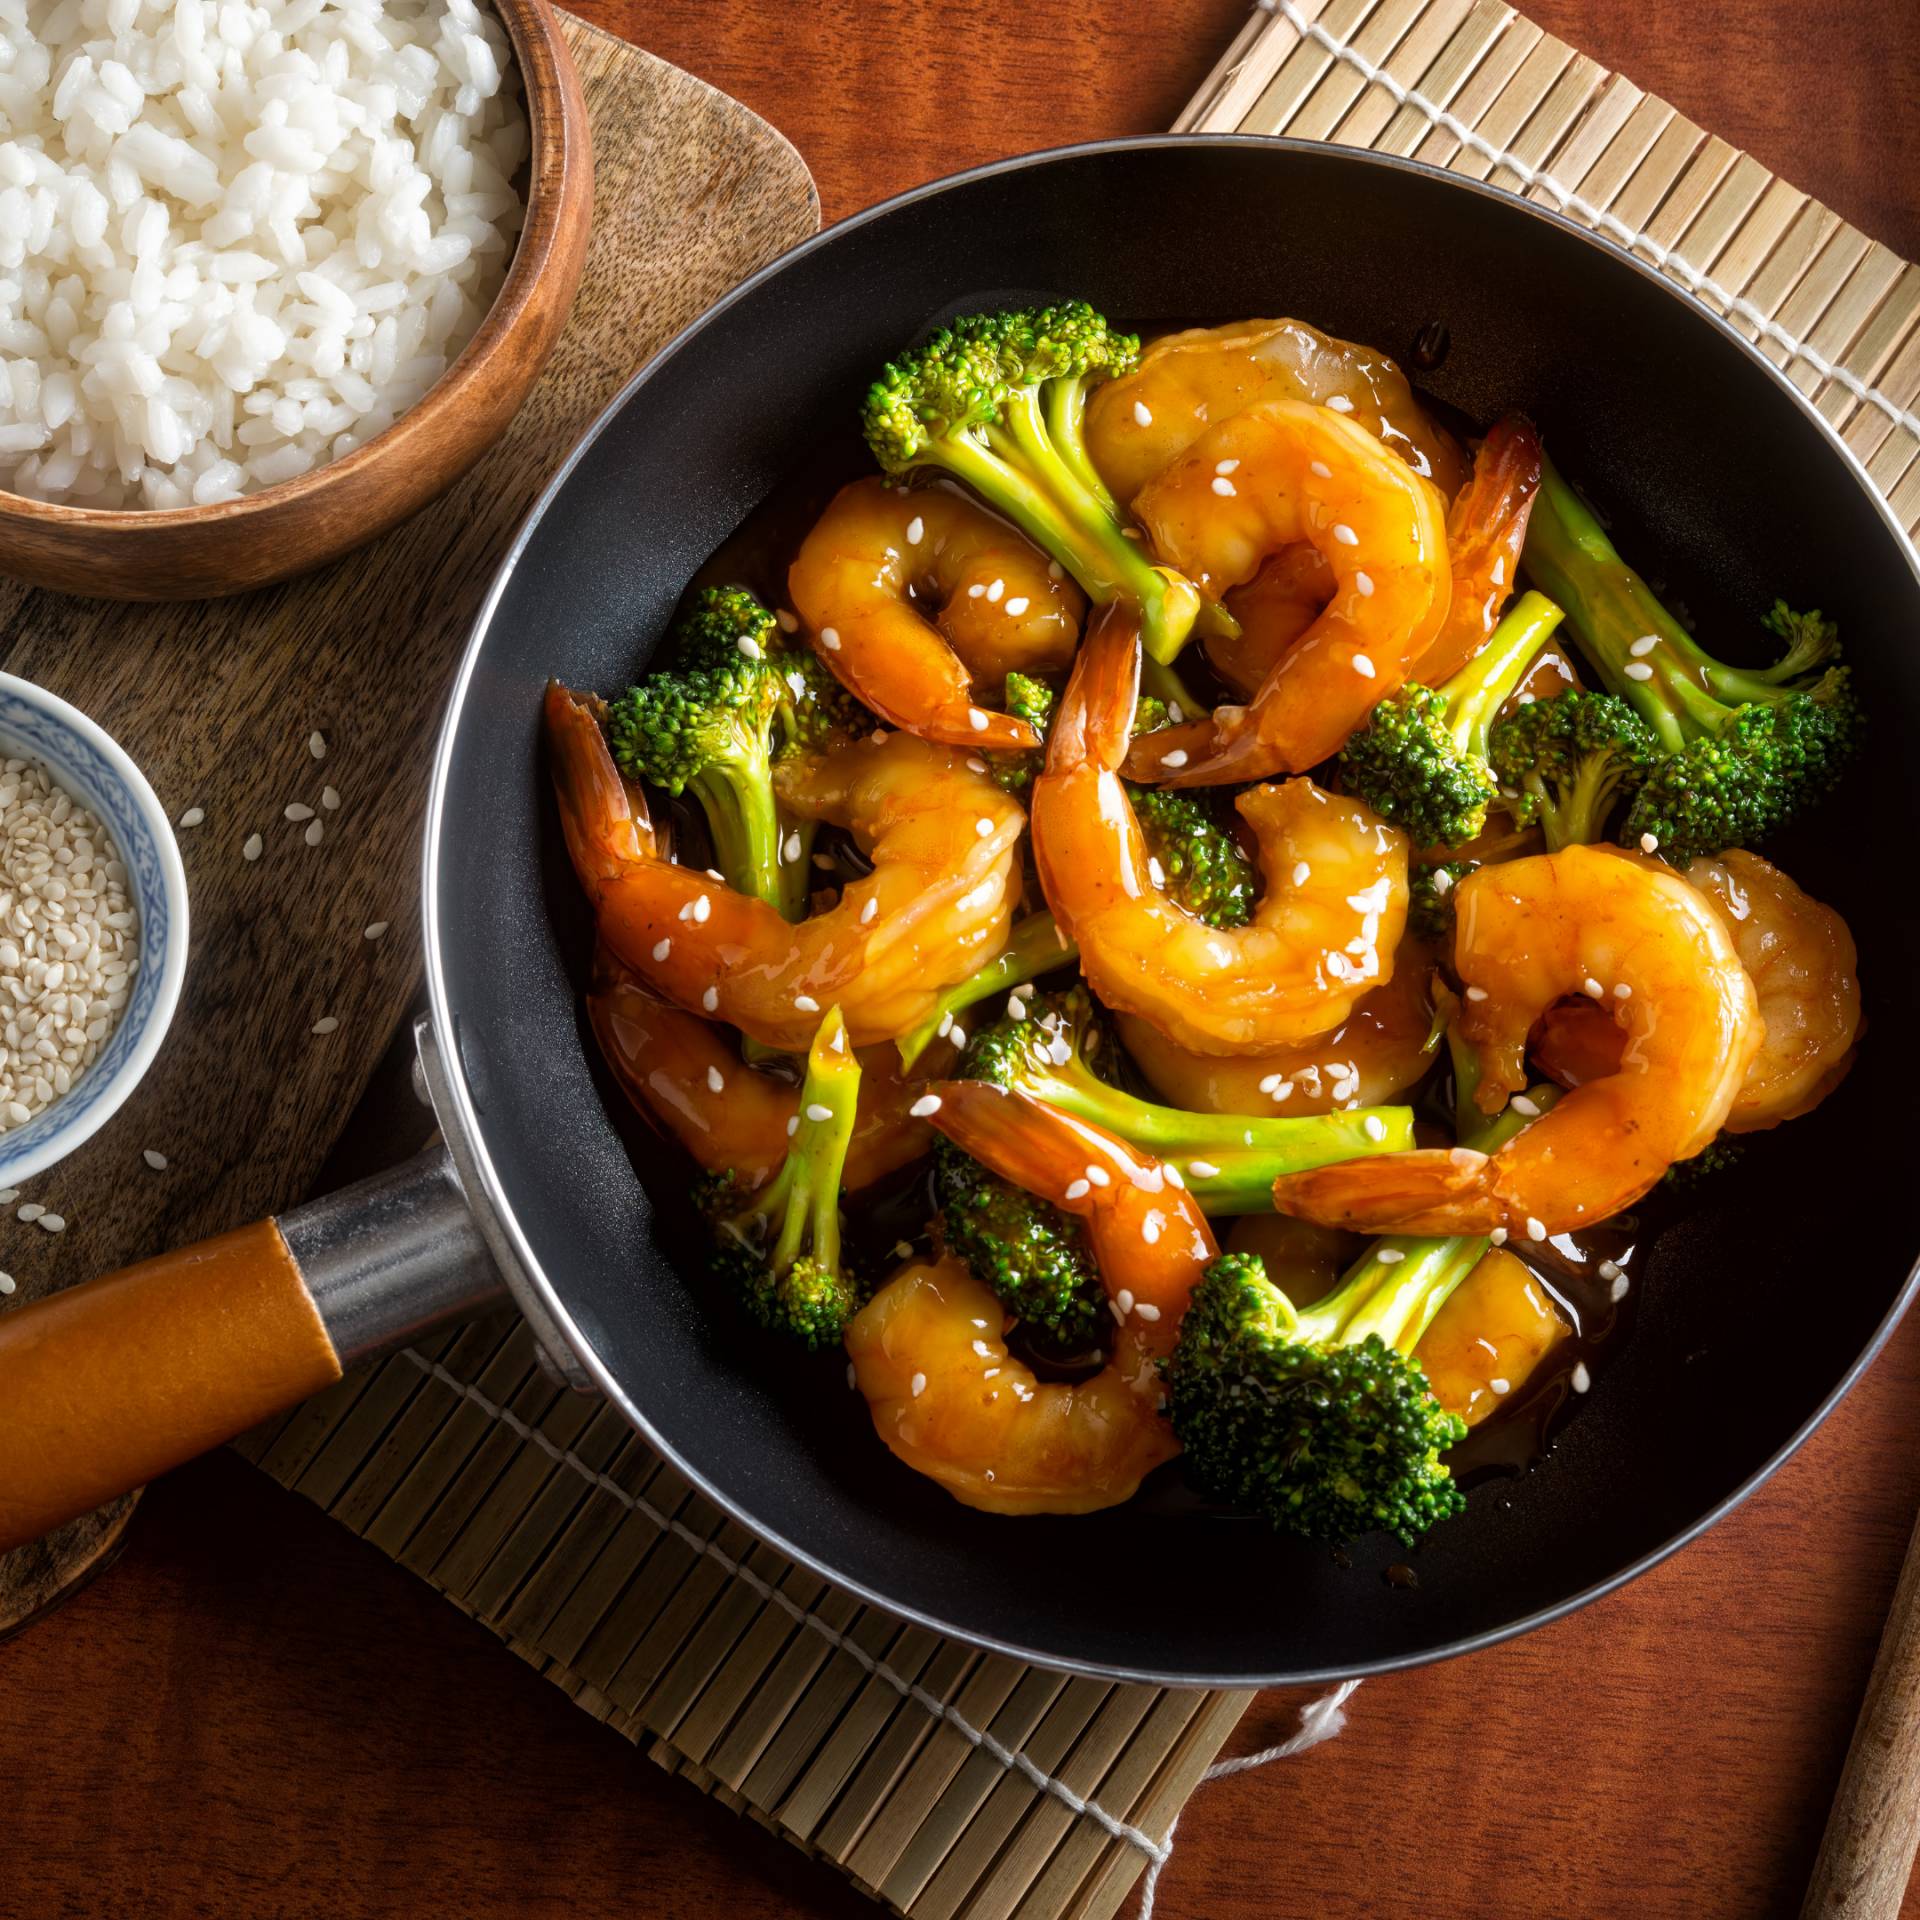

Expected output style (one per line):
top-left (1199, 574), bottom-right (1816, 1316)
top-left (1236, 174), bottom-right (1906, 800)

top-left (1803, 1495), bottom-right (1920, 1917)
top-left (0, 1148), bottom-right (506, 1554)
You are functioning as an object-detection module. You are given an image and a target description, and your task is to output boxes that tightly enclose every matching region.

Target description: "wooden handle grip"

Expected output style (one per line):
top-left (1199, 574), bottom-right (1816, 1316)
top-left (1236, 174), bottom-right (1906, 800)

top-left (0, 1220), bottom-right (343, 1553)
top-left (1804, 1503), bottom-right (1920, 1918)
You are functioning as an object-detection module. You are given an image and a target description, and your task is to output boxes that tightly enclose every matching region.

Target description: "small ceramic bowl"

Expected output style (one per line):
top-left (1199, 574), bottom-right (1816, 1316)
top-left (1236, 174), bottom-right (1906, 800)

top-left (0, 675), bottom-right (189, 1187)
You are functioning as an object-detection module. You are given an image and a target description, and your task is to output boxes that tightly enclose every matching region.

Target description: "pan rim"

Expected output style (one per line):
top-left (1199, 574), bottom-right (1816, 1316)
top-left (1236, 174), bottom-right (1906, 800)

top-left (425, 131), bottom-right (1920, 1688)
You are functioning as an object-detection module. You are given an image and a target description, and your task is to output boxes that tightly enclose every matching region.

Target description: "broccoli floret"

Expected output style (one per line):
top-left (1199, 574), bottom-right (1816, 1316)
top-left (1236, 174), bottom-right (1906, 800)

top-left (1408, 860), bottom-right (1471, 943)
top-left (1125, 784), bottom-right (1257, 929)
top-left (607, 587), bottom-right (861, 919)
top-left (933, 1136), bottom-right (1103, 1342)
top-left (1520, 461), bottom-right (1861, 863)
top-left (896, 911), bottom-right (1079, 1069)
top-left (702, 1008), bottom-right (862, 1346)
top-left (1488, 690), bottom-right (1658, 851)
top-left (957, 991), bottom-right (1416, 1214)
top-left (1336, 589), bottom-right (1566, 846)
top-left (1164, 1247), bottom-right (1473, 1544)
top-left (988, 672), bottom-right (1058, 793)
top-left (862, 302), bottom-right (1203, 665)
top-left (1661, 1136), bottom-right (1745, 1193)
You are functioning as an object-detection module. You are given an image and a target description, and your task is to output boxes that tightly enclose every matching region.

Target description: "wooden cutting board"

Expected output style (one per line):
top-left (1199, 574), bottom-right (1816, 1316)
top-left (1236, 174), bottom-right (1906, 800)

top-left (0, 11), bottom-right (820, 1635)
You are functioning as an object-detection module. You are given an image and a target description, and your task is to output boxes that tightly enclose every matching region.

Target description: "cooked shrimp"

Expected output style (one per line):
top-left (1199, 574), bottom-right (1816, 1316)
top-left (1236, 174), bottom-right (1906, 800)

top-left (1413, 1247), bottom-right (1568, 1427)
top-left (1032, 608), bottom-right (1410, 1055)
top-left (926, 1078), bottom-right (1220, 1357)
top-left (548, 682), bottom-right (1025, 1051)
top-left (845, 1259), bottom-right (1179, 1515)
top-left (1270, 846), bottom-right (1762, 1235)
top-left (788, 477), bottom-right (1084, 750)
top-left (1117, 937), bottom-right (1438, 1114)
top-left (1119, 398), bottom-right (1452, 786)
top-left (1407, 416), bottom-right (1543, 686)
top-left (1532, 849), bottom-right (1861, 1135)
top-left (1085, 316), bottom-right (1467, 507)
top-left (587, 954), bottom-right (936, 1190)
top-left (1207, 545), bottom-right (1334, 698)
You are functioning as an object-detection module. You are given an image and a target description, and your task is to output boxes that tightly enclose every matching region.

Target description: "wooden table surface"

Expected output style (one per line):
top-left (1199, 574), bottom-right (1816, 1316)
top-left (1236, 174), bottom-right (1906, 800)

top-left (7, 2), bottom-right (1920, 1917)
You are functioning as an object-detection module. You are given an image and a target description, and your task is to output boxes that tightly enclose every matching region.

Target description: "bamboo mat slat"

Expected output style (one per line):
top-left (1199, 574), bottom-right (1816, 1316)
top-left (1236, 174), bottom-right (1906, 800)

top-left (242, 6), bottom-right (1920, 1918)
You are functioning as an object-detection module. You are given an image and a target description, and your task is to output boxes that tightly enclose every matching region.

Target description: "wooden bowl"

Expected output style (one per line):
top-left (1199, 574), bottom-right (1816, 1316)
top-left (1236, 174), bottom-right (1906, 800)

top-left (0, 0), bottom-right (593, 602)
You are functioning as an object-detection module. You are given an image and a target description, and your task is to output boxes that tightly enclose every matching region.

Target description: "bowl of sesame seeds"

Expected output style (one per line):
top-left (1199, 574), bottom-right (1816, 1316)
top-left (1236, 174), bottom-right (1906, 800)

top-left (0, 675), bottom-right (188, 1188)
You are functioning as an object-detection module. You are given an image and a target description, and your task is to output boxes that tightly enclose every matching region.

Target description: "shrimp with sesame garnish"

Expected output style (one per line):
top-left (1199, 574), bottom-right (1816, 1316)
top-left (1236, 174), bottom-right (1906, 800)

top-left (1270, 845), bottom-right (1763, 1238)
top-left (547, 683), bottom-right (1026, 1051)
top-left (788, 477), bottom-right (1085, 751)
top-left (1116, 937), bottom-right (1439, 1116)
top-left (586, 954), bottom-right (937, 1192)
top-left (1118, 398), bottom-right (1452, 787)
top-left (1030, 608), bottom-right (1410, 1057)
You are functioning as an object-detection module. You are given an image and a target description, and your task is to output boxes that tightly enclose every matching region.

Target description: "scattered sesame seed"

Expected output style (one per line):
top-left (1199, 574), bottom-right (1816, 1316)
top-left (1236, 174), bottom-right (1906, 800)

top-left (1006, 994), bottom-right (1026, 1021)
top-left (1141, 1214), bottom-right (1162, 1245)
top-left (968, 708), bottom-right (989, 732)
top-left (1630, 635), bottom-right (1659, 657)
top-left (1161, 749), bottom-right (1189, 768)
top-left (1187, 1162), bottom-right (1220, 1182)
top-left (1571, 1361), bottom-right (1592, 1393)
top-left (736, 634), bottom-right (764, 660)
top-left (1065, 1178), bottom-right (1091, 1201)
top-left (1624, 661), bottom-right (1654, 681)
top-left (1085, 1165), bottom-right (1110, 1187)
top-left (786, 1116), bottom-right (799, 1137)
top-left (783, 832), bottom-right (802, 863)
top-left (304, 819), bottom-right (323, 847)
top-left (965, 757), bottom-right (988, 774)
top-left (702, 987), bottom-right (719, 1012)
top-left (908, 1094), bottom-right (943, 1120)
top-left (910, 1371), bottom-right (927, 1398)
top-left (1639, 832), bottom-right (1659, 854)
top-left (1490, 1377), bottom-right (1510, 1395)
top-left (1005, 597), bottom-right (1030, 617)
top-left (1332, 523), bottom-right (1358, 546)
top-left (820, 627), bottom-right (841, 651)
top-left (776, 608), bottom-right (799, 633)
top-left (364, 921), bottom-right (389, 940)
top-left (0, 1190), bottom-right (16, 1205)
top-left (986, 578), bottom-right (1005, 603)
top-left (143, 1148), bottom-right (168, 1170)
top-left (794, 994), bottom-right (820, 1013)
top-left (1510, 1095), bottom-right (1541, 1117)
top-left (906, 516), bottom-right (924, 545)
top-left (179, 805), bottom-right (205, 827)
top-left (1271, 1081), bottom-right (1295, 1102)
top-left (949, 1024), bottom-right (966, 1049)
top-left (1291, 861), bottom-right (1311, 887)
top-left (1465, 985), bottom-right (1489, 1002)
top-left (1364, 1115), bottom-right (1387, 1141)
top-left (38, 1212), bottom-right (67, 1233)
top-left (0, 1272), bottom-right (12, 1294)
top-left (1327, 394), bottom-right (1354, 413)
top-left (242, 832), bottom-right (264, 862)
top-left (280, 801), bottom-right (310, 824)
top-left (1147, 856), bottom-right (1167, 888)
top-left (1310, 460), bottom-right (1332, 478)
top-left (1376, 1247), bottom-right (1406, 1265)
top-left (1431, 868), bottom-right (1453, 894)
top-left (975, 817), bottom-right (994, 838)
top-left (1115, 1289), bottom-right (1135, 1317)
top-left (847, 1361), bottom-right (858, 1389)
top-left (1610, 1273), bottom-right (1630, 1302)
top-left (1210, 476), bottom-right (1236, 497)
top-left (893, 1240), bottom-right (915, 1260)
top-left (16, 1202), bottom-right (43, 1221)
top-left (872, 728), bottom-right (890, 745)
top-left (967, 583), bottom-right (985, 599)
top-left (1583, 977), bottom-right (1604, 998)
top-left (308, 731), bottom-right (326, 759)
top-left (706, 1066), bottom-right (724, 1093)
top-left (1132, 401), bottom-right (1153, 426)
top-left (1489, 1227), bottom-right (1509, 1246)
top-left (1047, 560), bottom-right (1065, 580)
top-left (1351, 652), bottom-right (1376, 678)
top-left (1134, 1302), bottom-right (1161, 1322)
top-left (1526, 1216), bottom-right (1547, 1242)
top-left (859, 896), bottom-right (879, 927)
top-left (652, 938), bottom-right (672, 962)
top-left (311, 1016), bottom-right (339, 1035)
top-left (1164, 1164), bottom-right (1185, 1190)
top-left (1354, 571), bottom-right (1374, 597)
top-left (805, 1102), bottom-right (833, 1123)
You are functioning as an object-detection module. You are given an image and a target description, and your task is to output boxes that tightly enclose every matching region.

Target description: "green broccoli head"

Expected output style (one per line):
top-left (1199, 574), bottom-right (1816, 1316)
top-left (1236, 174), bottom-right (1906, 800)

top-left (1408, 860), bottom-right (1471, 943)
top-left (699, 1010), bottom-right (863, 1348)
top-left (672, 584), bottom-right (780, 671)
top-left (1337, 683), bottom-right (1500, 848)
top-left (1660, 1135), bottom-right (1746, 1194)
top-left (934, 1136), bottom-right (1103, 1342)
top-left (990, 672), bottom-right (1057, 793)
top-left (1489, 689), bottom-right (1659, 851)
top-left (1125, 784), bottom-right (1257, 929)
top-left (1164, 1249), bottom-right (1470, 1545)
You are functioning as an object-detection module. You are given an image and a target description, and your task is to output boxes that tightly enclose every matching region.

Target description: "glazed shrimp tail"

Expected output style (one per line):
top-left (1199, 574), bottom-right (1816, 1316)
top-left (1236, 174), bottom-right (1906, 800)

top-left (1271, 846), bottom-right (1763, 1235)
top-left (927, 1080), bottom-right (1218, 1355)
top-left (1046, 598), bottom-right (1140, 780)
top-left (546, 682), bottom-right (657, 889)
top-left (788, 478), bottom-right (1085, 750)
top-left (1410, 415), bottom-right (1544, 687)
top-left (1119, 397), bottom-right (1452, 787)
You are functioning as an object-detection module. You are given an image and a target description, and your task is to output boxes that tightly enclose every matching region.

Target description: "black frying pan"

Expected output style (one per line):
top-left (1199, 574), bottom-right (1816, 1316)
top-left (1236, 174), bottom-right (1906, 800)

top-left (33, 138), bottom-right (1907, 1689)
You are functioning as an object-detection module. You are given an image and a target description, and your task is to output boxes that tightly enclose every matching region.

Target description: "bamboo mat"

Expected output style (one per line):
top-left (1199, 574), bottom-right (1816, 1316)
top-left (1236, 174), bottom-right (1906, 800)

top-left (236, 6), bottom-right (1920, 1918)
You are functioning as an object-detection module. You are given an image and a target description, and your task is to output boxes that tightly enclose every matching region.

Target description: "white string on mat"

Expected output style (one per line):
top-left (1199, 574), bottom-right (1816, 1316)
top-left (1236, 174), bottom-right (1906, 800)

top-left (1250, 0), bottom-right (1920, 449)
top-left (400, 1346), bottom-right (1356, 1904)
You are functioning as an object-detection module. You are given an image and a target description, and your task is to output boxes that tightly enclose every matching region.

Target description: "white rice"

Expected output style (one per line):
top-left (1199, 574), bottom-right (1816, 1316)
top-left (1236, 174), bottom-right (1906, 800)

top-left (0, 0), bottom-right (528, 509)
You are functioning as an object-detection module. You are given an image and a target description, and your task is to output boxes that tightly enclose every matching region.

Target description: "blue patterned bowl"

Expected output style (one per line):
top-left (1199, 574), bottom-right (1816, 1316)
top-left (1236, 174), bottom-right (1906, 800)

top-left (0, 675), bottom-right (188, 1186)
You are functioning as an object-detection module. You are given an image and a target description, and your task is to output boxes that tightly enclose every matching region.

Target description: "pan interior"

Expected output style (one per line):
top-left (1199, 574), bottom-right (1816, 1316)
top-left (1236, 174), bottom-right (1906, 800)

top-left (432, 142), bottom-right (1920, 1684)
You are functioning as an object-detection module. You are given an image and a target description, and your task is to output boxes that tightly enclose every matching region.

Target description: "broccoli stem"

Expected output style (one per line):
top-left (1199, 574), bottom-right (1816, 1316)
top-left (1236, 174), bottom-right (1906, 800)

top-left (1042, 371), bottom-right (1120, 516)
top-left (691, 765), bottom-right (784, 916)
top-left (1139, 649), bottom-right (1211, 721)
top-left (1444, 589), bottom-right (1566, 758)
top-left (755, 1010), bottom-right (859, 1278)
top-left (1180, 1110), bottom-right (1419, 1214)
top-left (896, 912), bottom-right (1080, 1069)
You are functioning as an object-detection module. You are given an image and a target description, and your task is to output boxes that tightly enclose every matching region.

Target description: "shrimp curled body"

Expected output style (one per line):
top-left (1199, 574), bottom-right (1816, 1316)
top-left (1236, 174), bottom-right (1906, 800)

top-left (1033, 609), bottom-right (1409, 1056)
top-left (1271, 846), bottom-right (1763, 1235)
top-left (546, 683), bottom-right (1025, 1051)
top-left (789, 477), bottom-right (1084, 750)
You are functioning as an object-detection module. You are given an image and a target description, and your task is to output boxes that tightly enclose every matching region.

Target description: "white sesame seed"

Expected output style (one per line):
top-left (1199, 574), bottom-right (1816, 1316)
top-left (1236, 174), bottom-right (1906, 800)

top-left (736, 634), bottom-right (764, 660)
top-left (1132, 400), bottom-right (1153, 426)
top-left (1291, 861), bottom-right (1311, 887)
top-left (1006, 994), bottom-right (1027, 1021)
top-left (975, 817), bottom-right (994, 838)
top-left (820, 627), bottom-right (841, 651)
top-left (1465, 985), bottom-right (1489, 1002)
top-left (1115, 1289), bottom-right (1135, 1317)
top-left (794, 994), bottom-right (820, 1013)
top-left (321, 786), bottom-right (340, 811)
top-left (16, 1202), bottom-right (43, 1221)
top-left (1147, 856), bottom-right (1167, 888)
top-left (311, 1017), bottom-right (339, 1035)
top-left (965, 757), bottom-right (988, 774)
top-left (967, 583), bottom-right (985, 599)
top-left (905, 516), bottom-right (924, 546)
top-left (1571, 1361), bottom-right (1592, 1393)
top-left (1630, 635), bottom-right (1659, 657)
top-left (1583, 977), bottom-right (1604, 998)
top-left (144, 1148), bottom-right (169, 1170)
top-left (1490, 1376), bottom-right (1510, 1395)
top-left (1310, 460), bottom-right (1332, 478)
top-left (652, 938), bottom-right (672, 962)
top-left (1187, 1161), bottom-right (1219, 1179)
top-left (1510, 1095), bottom-right (1541, 1117)
top-left (1639, 833), bottom-right (1659, 854)
top-left (303, 819), bottom-right (323, 847)
top-left (871, 728), bottom-right (889, 744)
top-left (1376, 1247), bottom-right (1406, 1264)
top-left (1332, 523), bottom-right (1358, 546)
top-left (986, 578), bottom-right (1005, 603)
top-left (1489, 1227), bottom-right (1509, 1246)
top-left (309, 731), bottom-right (326, 759)
top-left (32, 1211), bottom-right (63, 1233)
top-left (1364, 1115), bottom-right (1387, 1141)
top-left (1624, 662), bottom-right (1654, 681)
top-left (968, 708), bottom-right (989, 732)
top-left (949, 1024), bottom-right (966, 1048)
top-left (1432, 868), bottom-right (1453, 895)
top-left (847, 1361), bottom-right (858, 1389)
top-left (776, 608), bottom-right (799, 633)
top-left (285, 802), bottom-right (315, 822)
top-left (1526, 1216), bottom-right (1547, 1242)
top-left (805, 1102), bottom-right (833, 1124)
top-left (908, 1094), bottom-right (943, 1120)
top-left (1210, 476), bottom-right (1236, 497)
top-left (859, 896), bottom-right (879, 927)
top-left (1164, 1164), bottom-right (1185, 1190)
top-left (910, 1371), bottom-right (927, 1398)
top-left (785, 1116), bottom-right (799, 1137)
top-left (1065, 1178), bottom-right (1091, 1200)
top-left (1005, 597), bottom-right (1031, 617)
top-left (0, 1192), bottom-right (17, 1206)
top-left (0, 1272), bottom-right (12, 1294)
top-left (1271, 1081), bottom-right (1295, 1101)
top-left (1351, 652), bottom-right (1376, 678)
top-left (691, 895), bottom-right (711, 925)
top-left (179, 806), bottom-right (205, 827)
top-left (1354, 571), bottom-right (1374, 597)
top-left (702, 987), bottom-right (720, 1012)
top-left (1134, 1302), bottom-right (1161, 1322)
top-left (783, 832), bottom-right (802, 864)
top-left (1161, 749), bottom-right (1189, 768)
top-left (705, 1066), bottom-right (724, 1093)
top-left (1327, 394), bottom-right (1354, 413)
top-left (364, 921), bottom-right (389, 940)
top-left (1141, 1214), bottom-right (1162, 1245)
top-left (1610, 1273), bottom-right (1630, 1302)
top-left (1214, 458), bottom-right (1240, 476)
top-left (1085, 1165), bottom-right (1110, 1187)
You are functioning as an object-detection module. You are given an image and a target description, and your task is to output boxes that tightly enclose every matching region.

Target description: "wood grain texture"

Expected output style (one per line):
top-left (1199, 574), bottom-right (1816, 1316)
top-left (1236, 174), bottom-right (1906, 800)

top-left (5, 2), bottom-right (1920, 1918)
top-left (0, 0), bottom-right (594, 601)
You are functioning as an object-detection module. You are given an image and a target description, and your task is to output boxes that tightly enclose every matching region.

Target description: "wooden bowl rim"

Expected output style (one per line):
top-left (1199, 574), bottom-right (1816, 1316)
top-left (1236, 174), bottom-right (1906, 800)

top-left (0, 0), bottom-right (579, 532)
